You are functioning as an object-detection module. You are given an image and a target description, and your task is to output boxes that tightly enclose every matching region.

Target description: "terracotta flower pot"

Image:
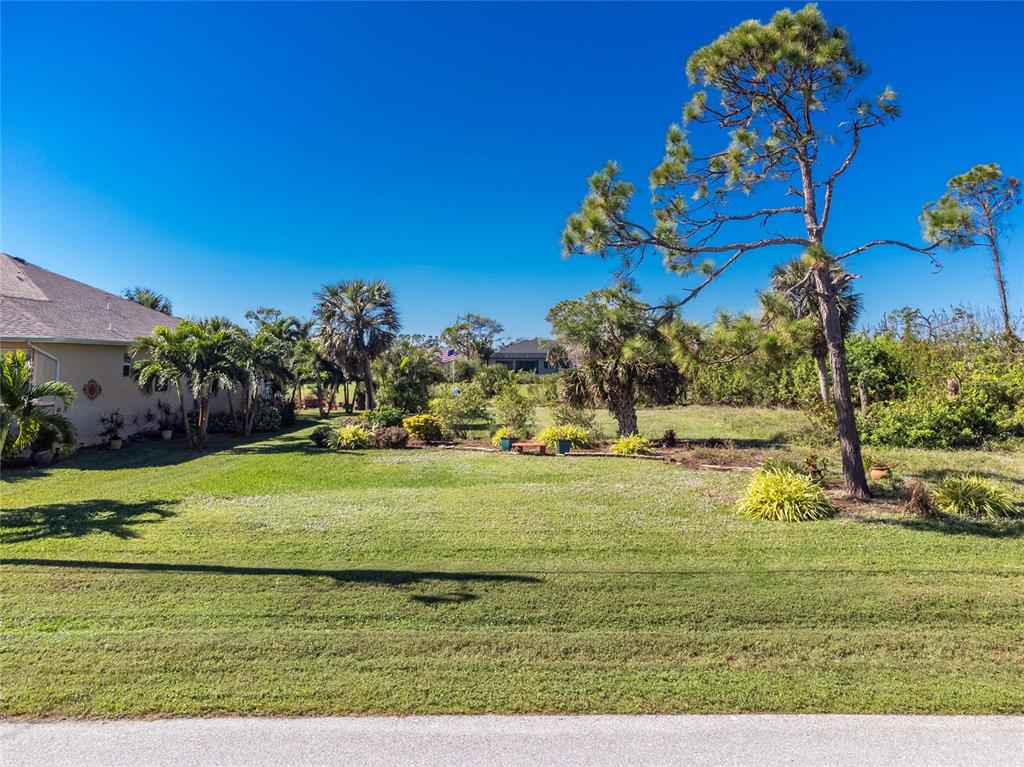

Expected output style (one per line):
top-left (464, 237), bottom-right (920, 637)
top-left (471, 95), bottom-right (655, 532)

top-left (869, 465), bottom-right (891, 480)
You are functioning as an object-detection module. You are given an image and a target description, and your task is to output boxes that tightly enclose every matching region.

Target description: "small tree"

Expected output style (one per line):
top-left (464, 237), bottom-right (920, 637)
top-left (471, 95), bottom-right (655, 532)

top-left (1, 350), bottom-right (77, 457)
top-left (440, 313), bottom-right (505, 362)
top-left (562, 4), bottom-right (944, 497)
top-left (374, 339), bottom-right (445, 413)
top-left (921, 164), bottom-right (1021, 338)
top-left (548, 286), bottom-right (670, 436)
top-left (315, 280), bottom-right (400, 410)
top-left (490, 381), bottom-right (536, 436)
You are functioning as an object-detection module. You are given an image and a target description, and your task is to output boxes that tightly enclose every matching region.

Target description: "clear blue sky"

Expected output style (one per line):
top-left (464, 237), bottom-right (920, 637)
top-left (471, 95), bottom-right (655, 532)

top-left (3, 1), bottom-right (1022, 338)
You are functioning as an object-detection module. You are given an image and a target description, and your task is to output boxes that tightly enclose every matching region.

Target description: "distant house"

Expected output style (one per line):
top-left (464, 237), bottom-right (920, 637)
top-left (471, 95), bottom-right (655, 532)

top-left (489, 338), bottom-right (568, 375)
top-left (0, 253), bottom-right (211, 446)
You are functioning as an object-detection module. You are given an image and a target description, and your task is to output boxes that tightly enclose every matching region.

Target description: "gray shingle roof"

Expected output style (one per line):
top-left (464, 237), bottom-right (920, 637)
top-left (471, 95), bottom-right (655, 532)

top-left (0, 253), bottom-right (179, 344)
top-left (492, 338), bottom-right (548, 358)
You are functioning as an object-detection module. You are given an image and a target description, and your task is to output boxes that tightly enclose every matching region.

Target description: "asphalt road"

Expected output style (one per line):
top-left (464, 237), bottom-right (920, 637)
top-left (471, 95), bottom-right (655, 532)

top-left (2, 714), bottom-right (1022, 767)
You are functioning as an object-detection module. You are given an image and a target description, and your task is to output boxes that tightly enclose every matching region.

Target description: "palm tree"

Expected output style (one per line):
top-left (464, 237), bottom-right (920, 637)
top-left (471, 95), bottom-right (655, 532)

top-left (1, 351), bottom-right (78, 457)
top-left (547, 286), bottom-right (669, 436)
top-left (314, 280), bottom-right (400, 411)
top-left (763, 255), bottom-right (862, 405)
top-left (131, 321), bottom-right (237, 448)
top-left (122, 286), bottom-right (173, 315)
top-left (235, 329), bottom-right (289, 436)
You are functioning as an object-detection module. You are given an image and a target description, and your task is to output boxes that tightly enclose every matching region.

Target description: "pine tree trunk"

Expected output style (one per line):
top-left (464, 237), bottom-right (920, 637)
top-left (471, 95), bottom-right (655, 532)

top-left (814, 354), bottom-right (830, 404)
top-left (989, 236), bottom-right (1012, 337)
top-left (812, 266), bottom-right (870, 499)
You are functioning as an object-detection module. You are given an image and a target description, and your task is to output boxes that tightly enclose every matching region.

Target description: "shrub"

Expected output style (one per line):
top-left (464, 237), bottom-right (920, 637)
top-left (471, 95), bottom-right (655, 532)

top-left (933, 475), bottom-right (1018, 518)
top-left (490, 426), bottom-right (522, 447)
top-left (207, 411), bottom-right (239, 434)
top-left (536, 424), bottom-right (596, 451)
top-left (366, 405), bottom-right (405, 428)
top-left (251, 404), bottom-right (282, 433)
top-left (403, 414), bottom-right (444, 442)
top-left (610, 435), bottom-right (654, 455)
top-left (309, 425), bottom-right (333, 448)
top-left (550, 401), bottom-right (597, 430)
top-left (491, 382), bottom-right (536, 436)
top-left (862, 394), bottom-right (997, 448)
top-left (428, 382), bottom-right (487, 437)
top-left (327, 424), bottom-right (374, 450)
top-left (475, 365), bottom-right (517, 397)
top-left (276, 399), bottom-right (297, 427)
top-left (374, 426), bottom-right (409, 449)
top-left (737, 467), bottom-right (835, 522)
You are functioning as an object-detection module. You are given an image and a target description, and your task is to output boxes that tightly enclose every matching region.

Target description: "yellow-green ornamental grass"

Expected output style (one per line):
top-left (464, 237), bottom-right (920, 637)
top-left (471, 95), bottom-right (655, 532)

top-left (610, 434), bottom-right (654, 455)
top-left (737, 466), bottom-right (835, 522)
top-left (934, 475), bottom-right (1019, 518)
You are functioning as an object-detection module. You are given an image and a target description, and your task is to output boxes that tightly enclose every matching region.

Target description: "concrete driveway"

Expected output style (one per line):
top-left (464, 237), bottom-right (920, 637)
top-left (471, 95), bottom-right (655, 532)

top-left (2, 714), bottom-right (1021, 767)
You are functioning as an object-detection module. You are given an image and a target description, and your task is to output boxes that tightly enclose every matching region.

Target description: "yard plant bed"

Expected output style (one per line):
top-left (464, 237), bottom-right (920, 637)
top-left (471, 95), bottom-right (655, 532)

top-left (2, 414), bottom-right (1023, 717)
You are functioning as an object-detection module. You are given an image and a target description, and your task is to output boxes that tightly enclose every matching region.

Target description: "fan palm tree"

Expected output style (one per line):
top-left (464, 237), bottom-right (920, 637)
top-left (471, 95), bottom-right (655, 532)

top-left (762, 255), bottom-right (862, 405)
top-left (122, 286), bottom-right (173, 315)
top-left (314, 280), bottom-right (400, 411)
top-left (1, 350), bottom-right (78, 457)
top-left (548, 286), bottom-right (670, 436)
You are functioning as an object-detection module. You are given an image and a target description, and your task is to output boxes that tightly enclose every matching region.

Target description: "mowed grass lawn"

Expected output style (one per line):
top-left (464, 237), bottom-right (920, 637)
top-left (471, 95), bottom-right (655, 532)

top-left (2, 409), bottom-right (1023, 717)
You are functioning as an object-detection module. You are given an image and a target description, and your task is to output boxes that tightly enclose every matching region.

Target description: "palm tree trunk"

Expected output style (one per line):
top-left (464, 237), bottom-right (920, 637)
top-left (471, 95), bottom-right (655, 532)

top-left (363, 359), bottom-right (375, 411)
top-left (814, 354), bottom-right (830, 404)
top-left (175, 383), bottom-right (193, 447)
top-left (812, 265), bottom-right (870, 499)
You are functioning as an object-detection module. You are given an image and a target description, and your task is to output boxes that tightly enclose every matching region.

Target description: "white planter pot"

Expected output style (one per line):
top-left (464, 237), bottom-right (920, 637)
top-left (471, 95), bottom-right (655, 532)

top-left (109, 438), bottom-right (123, 450)
top-left (160, 430), bottom-right (173, 441)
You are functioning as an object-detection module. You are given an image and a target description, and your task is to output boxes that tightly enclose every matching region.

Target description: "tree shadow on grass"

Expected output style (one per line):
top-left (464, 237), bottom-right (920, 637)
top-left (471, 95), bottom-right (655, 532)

top-left (0, 500), bottom-right (177, 544)
top-left (0, 558), bottom-right (542, 604)
top-left (853, 512), bottom-right (1024, 539)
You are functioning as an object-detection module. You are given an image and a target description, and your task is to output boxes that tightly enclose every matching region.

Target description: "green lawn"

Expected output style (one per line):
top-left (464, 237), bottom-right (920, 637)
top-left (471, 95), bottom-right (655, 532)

top-left (2, 413), bottom-right (1023, 717)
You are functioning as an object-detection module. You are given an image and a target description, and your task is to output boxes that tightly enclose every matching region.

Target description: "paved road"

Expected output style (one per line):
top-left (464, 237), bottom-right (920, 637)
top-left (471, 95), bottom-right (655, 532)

top-left (2, 714), bottom-right (1021, 766)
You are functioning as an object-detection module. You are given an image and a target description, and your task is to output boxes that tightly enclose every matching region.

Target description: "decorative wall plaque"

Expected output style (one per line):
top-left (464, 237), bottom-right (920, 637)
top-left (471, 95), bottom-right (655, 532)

top-left (82, 379), bottom-right (102, 400)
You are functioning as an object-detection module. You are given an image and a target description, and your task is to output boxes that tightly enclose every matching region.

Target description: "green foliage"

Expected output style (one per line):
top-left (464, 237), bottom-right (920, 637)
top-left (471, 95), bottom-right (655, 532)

top-left (366, 405), bottom-right (405, 428)
top-left (428, 382), bottom-right (488, 438)
top-left (1, 350), bottom-right (78, 457)
top-left (207, 412), bottom-right (239, 434)
top-left (609, 435), bottom-right (654, 455)
top-left (122, 286), bottom-right (172, 315)
top-left (536, 425), bottom-right (597, 451)
top-left (933, 475), bottom-right (1018, 519)
top-left (550, 401), bottom-right (598, 431)
top-left (490, 383), bottom-right (536, 435)
top-left (474, 365), bottom-right (517, 397)
top-left (490, 426), bottom-right (522, 447)
top-left (440, 313), bottom-right (504, 363)
top-left (737, 466), bottom-right (835, 522)
top-left (98, 410), bottom-right (126, 441)
top-left (327, 424), bottom-right (374, 451)
top-left (374, 340), bottom-right (444, 414)
top-left (309, 425), bottom-right (333, 448)
top-left (402, 414), bottom-right (444, 443)
top-left (251, 404), bottom-right (282, 433)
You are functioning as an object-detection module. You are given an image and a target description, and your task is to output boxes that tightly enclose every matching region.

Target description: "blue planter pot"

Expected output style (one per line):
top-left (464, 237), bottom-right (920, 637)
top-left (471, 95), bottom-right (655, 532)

top-left (556, 439), bottom-right (572, 455)
top-left (499, 436), bottom-right (513, 452)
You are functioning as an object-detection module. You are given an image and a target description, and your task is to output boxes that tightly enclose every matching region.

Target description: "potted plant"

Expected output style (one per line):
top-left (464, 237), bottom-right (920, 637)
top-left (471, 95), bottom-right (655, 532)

top-left (156, 400), bottom-right (175, 440)
top-left (863, 452), bottom-right (891, 480)
top-left (99, 409), bottom-right (126, 449)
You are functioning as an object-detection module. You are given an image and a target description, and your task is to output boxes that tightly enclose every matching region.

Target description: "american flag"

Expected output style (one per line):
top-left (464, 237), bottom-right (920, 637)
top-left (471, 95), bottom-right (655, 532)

top-left (441, 349), bottom-right (457, 364)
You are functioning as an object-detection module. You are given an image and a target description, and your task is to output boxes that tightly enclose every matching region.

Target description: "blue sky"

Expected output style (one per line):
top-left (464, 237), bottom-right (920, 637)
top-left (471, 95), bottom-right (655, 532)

top-left (3, 1), bottom-right (1022, 338)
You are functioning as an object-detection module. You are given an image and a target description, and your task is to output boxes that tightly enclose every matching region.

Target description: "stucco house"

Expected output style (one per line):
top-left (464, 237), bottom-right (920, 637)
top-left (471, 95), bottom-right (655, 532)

top-left (490, 338), bottom-right (569, 375)
top-left (1, 253), bottom-right (191, 446)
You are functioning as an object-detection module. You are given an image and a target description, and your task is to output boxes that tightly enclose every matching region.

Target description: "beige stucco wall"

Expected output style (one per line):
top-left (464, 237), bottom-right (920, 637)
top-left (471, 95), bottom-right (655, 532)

top-left (13, 341), bottom-right (230, 447)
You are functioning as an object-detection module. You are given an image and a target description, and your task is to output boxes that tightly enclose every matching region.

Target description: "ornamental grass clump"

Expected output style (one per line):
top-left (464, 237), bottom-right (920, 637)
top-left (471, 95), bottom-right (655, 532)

top-left (609, 435), bottom-right (654, 456)
top-left (933, 475), bottom-right (1018, 518)
top-left (536, 424), bottom-right (597, 451)
top-left (737, 466), bottom-right (835, 522)
top-left (327, 424), bottom-right (374, 451)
